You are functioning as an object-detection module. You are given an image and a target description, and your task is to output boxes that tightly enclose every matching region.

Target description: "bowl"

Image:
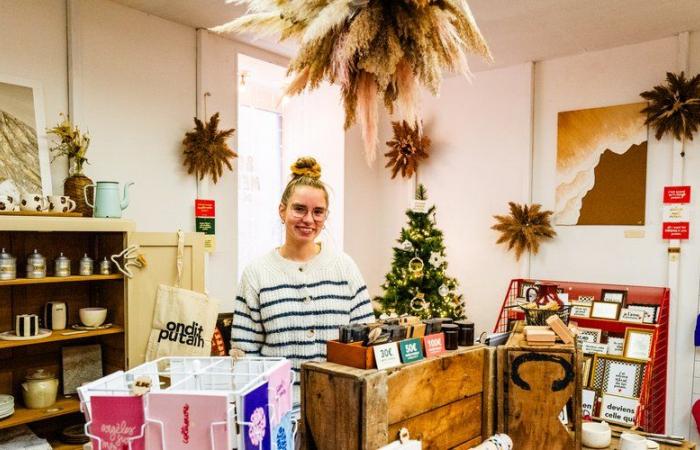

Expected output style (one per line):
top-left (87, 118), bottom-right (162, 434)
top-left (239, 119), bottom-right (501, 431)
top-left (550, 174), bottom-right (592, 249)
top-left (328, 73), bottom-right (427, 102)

top-left (79, 307), bottom-right (107, 327)
top-left (582, 421), bottom-right (611, 448)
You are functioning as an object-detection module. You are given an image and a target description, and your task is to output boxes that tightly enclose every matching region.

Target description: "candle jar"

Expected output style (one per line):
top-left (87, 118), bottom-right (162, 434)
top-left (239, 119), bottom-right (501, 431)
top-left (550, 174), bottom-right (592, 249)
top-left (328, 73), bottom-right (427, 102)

top-left (54, 253), bottom-right (71, 277)
top-left (442, 324), bottom-right (459, 350)
top-left (455, 320), bottom-right (475, 347)
top-left (26, 249), bottom-right (46, 279)
top-left (99, 257), bottom-right (111, 275)
top-left (0, 248), bottom-right (16, 280)
top-left (79, 254), bottom-right (94, 276)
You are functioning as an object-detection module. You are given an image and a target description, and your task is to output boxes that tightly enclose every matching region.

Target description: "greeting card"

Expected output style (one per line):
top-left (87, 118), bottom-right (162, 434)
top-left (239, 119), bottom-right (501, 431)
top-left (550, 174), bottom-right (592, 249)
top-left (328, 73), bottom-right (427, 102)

top-left (145, 392), bottom-right (228, 450)
top-left (90, 395), bottom-right (145, 450)
top-left (266, 360), bottom-right (292, 428)
top-left (272, 412), bottom-right (293, 450)
top-left (243, 382), bottom-right (271, 450)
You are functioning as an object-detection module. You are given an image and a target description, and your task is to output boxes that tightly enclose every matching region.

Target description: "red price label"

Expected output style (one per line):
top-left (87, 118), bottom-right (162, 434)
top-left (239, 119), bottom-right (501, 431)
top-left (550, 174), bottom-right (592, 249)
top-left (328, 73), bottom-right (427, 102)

top-left (423, 333), bottom-right (446, 357)
top-left (663, 186), bottom-right (691, 204)
top-left (195, 199), bottom-right (215, 217)
top-left (662, 222), bottom-right (689, 240)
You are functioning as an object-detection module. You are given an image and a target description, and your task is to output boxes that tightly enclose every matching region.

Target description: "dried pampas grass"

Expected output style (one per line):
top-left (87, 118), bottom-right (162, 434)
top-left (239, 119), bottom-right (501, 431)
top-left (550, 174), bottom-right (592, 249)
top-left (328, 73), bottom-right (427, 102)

top-left (214, 0), bottom-right (492, 164)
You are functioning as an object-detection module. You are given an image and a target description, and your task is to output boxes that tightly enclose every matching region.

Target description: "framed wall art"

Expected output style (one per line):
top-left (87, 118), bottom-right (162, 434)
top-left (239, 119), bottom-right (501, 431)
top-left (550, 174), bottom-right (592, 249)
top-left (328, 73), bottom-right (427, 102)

top-left (601, 289), bottom-right (626, 304)
top-left (619, 308), bottom-right (645, 323)
top-left (0, 74), bottom-right (51, 197)
top-left (591, 354), bottom-right (647, 398)
top-left (576, 327), bottom-right (602, 343)
top-left (575, 295), bottom-right (595, 305)
top-left (627, 304), bottom-right (658, 324)
top-left (591, 302), bottom-right (620, 320)
top-left (607, 336), bottom-right (625, 356)
top-left (570, 305), bottom-right (591, 318)
top-left (599, 393), bottom-right (639, 426)
top-left (623, 328), bottom-right (654, 361)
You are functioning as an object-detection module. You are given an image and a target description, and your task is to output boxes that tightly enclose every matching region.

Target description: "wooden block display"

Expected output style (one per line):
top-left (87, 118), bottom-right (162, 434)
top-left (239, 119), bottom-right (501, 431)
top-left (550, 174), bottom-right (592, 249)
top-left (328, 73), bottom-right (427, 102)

top-left (301, 345), bottom-right (494, 450)
top-left (497, 323), bottom-right (582, 450)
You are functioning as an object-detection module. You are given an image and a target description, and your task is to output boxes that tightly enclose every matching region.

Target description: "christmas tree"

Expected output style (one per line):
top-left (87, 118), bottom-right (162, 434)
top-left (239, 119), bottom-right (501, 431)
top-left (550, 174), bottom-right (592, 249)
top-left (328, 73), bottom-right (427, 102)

top-left (378, 184), bottom-right (464, 319)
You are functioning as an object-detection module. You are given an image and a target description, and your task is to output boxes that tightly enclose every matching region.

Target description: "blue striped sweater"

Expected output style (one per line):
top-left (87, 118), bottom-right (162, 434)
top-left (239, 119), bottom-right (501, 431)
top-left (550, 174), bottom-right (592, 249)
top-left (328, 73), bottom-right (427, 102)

top-left (231, 245), bottom-right (375, 398)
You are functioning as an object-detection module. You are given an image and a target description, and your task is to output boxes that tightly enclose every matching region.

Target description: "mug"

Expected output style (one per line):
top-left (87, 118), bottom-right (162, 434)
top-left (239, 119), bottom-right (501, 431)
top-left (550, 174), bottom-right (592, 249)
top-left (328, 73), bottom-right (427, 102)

top-left (44, 301), bottom-right (67, 330)
top-left (0, 195), bottom-right (18, 212)
top-left (619, 432), bottom-right (659, 450)
top-left (16, 314), bottom-right (40, 337)
top-left (47, 195), bottom-right (76, 213)
top-left (20, 193), bottom-right (48, 212)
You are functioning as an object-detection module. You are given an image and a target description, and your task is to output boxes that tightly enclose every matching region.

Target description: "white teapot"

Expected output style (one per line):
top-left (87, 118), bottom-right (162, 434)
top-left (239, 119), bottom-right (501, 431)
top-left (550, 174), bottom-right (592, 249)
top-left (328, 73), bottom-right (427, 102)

top-left (21, 369), bottom-right (58, 409)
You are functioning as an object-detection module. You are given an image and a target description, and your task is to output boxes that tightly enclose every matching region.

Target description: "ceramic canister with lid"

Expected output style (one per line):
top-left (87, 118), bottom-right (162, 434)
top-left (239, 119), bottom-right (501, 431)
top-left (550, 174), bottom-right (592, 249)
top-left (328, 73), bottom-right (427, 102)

top-left (0, 248), bottom-right (16, 280)
top-left (79, 254), bottom-right (94, 276)
top-left (99, 257), bottom-right (111, 275)
top-left (26, 249), bottom-right (46, 278)
top-left (21, 369), bottom-right (58, 409)
top-left (54, 253), bottom-right (71, 277)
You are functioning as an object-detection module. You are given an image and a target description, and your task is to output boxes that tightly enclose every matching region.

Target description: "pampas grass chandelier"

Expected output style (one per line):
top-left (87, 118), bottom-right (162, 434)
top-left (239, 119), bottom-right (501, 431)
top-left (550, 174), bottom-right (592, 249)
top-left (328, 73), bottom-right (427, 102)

top-left (212, 0), bottom-right (492, 164)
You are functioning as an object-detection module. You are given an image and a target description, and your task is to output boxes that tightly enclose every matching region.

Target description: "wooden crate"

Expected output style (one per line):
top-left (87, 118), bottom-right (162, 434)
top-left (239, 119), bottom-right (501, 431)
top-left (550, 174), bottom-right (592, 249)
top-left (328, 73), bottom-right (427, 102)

top-left (497, 323), bottom-right (582, 450)
top-left (301, 345), bottom-right (494, 450)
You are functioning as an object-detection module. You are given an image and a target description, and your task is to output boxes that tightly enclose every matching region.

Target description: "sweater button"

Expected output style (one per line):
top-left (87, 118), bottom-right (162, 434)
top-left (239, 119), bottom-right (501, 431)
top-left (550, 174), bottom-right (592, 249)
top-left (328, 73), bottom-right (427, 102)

top-left (298, 267), bottom-right (303, 272)
top-left (307, 329), bottom-right (315, 338)
top-left (304, 296), bottom-right (311, 304)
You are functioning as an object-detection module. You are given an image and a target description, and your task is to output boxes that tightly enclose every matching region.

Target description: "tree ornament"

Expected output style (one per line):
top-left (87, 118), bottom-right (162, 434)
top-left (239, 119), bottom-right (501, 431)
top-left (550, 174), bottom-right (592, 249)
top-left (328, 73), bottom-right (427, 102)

top-left (385, 121), bottom-right (430, 179)
top-left (401, 240), bottom-right (414, 252)
top-left (430, 252), bottom-right (444, 267)
top-left (410, 292), bottom-right (429, 313)
top-left (182, 113), bottom-right (237, 183)
top-left (214, 0), bottom-right (491, 164)
top-left (408, 256), bottom-right (424, 276)
top-left (491, 202), bottom-right (557, 261)
top-left (439, 284), bottom-right (449, 297)
top-left (640, 71), bottom-right (700, 143)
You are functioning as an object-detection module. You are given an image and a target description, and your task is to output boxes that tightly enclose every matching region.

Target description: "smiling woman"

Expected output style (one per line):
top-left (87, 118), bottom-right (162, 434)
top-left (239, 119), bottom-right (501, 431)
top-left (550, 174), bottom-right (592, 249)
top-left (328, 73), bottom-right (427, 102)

top-left (231, 156), bottom-right (375, 407)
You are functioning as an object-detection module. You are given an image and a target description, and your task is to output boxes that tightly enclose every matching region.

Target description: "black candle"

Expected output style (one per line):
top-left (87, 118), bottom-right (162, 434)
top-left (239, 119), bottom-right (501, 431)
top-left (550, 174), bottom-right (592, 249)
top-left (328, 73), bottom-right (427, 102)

top-left (442, 324), bottom-right (459, 350)
top-left (455, 320), bottom-right (475, 346)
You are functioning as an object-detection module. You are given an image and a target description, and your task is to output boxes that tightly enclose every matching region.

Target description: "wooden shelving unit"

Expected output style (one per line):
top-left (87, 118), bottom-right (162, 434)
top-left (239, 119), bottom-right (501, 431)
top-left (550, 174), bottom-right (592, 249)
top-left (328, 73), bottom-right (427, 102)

top-left (0, 216), bottom-right (134, 444)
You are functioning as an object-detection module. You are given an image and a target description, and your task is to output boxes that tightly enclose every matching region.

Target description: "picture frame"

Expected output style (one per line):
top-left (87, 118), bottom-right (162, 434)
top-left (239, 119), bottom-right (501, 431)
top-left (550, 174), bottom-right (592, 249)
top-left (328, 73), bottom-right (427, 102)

top-left (623, 328), bottom-right (654, 361)
top-left (591, 354), bottom-right (647, 398)
top-left (627, 304), bottom-right (658, 324)
top-left (619, 308), bottom-right (645, 324)
top-left (576, 327), bottom-right (602, 343)
top-left (591, 302), bottom-right (620, 320)
top-left (0, 74), bottom-right (52, 197)
top-left (582, 389), bottom-right (597, 418)
top-left (575, 295), bottom-right (595, 305)
top-left (599, 393), bottom-right (639, 426)
top-left (601, 289), bottom-right (627, 304)
top-left (582, 356), bottom-right (593, 387)
top-left (607, 336), bottom-right (625, 356)
top-left (570, 305), bottom-right (591, 318)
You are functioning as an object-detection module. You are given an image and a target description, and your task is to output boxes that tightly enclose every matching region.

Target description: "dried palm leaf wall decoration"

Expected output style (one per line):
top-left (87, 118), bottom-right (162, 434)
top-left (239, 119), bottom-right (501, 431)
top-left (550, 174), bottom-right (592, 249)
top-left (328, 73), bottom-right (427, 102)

top-left (182, 113), bottom-right (237, 183)
top-left (212, 0), bottom-right (492, 165)
top-left (492, 202), bottom-right (557, 261)
top-left (385, 120), bottom-right (430, 179)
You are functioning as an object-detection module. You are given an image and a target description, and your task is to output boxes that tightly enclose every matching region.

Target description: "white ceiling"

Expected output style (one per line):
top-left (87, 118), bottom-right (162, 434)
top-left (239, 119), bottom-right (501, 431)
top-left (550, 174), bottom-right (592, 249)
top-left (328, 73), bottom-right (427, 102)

top-left (111, 0), bottom-right (700, 70)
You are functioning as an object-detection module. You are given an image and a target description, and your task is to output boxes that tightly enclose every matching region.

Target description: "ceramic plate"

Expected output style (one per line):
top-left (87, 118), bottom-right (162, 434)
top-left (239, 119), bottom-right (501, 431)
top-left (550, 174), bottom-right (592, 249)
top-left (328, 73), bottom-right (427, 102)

top-left (0, 329), bottom-right (52, 340)
top-left (0, 409), bottom-right (14, 419)
top-left (0, 394), bottom-right (13, 405)
top-left (71, 323), bottom-right (113, 331)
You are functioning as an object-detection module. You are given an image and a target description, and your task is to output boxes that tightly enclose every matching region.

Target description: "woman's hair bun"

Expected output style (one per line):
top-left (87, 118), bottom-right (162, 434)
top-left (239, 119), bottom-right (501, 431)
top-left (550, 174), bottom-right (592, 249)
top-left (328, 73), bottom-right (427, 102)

top-left (290, 157), bottom-right (321, 180)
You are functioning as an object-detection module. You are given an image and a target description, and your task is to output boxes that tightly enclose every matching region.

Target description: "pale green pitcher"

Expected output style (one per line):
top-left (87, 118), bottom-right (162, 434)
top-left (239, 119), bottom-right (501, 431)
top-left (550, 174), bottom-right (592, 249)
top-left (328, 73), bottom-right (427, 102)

top-left (84, 181), bottom-right (134, 218)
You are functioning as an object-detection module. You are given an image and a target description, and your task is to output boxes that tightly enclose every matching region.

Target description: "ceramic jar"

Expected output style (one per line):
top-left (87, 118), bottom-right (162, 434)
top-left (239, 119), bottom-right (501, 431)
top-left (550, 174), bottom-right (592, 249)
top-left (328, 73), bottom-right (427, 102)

top-left (99, 257), bottom-right (111, 275)
top-left (54, 253), bottom-right (71, 277)
top-left (0, 248), bottom-right (16, 280)
top-left (21, 369), bottom-right (58, 409)
top-left (79, 254), bottom-right (94, 276)
top-left (26, 249), bottom-right (46, 279)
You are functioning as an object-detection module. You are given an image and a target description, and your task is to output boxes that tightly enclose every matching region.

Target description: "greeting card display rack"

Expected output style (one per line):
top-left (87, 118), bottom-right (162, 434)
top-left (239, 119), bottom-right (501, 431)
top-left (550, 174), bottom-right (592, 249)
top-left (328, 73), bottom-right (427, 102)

top-left (77, 356), bottom-right (294, 450)
top-left (494, 279), bottom-right (670, 434)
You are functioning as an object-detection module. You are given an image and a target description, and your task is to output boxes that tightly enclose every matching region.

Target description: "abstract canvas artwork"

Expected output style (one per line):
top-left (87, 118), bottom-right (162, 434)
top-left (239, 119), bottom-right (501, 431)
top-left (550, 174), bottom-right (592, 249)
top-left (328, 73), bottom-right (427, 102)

top-left (555, 103), bottom-right (648, 225)
top-left (0, 77), bottom-right (51, 197)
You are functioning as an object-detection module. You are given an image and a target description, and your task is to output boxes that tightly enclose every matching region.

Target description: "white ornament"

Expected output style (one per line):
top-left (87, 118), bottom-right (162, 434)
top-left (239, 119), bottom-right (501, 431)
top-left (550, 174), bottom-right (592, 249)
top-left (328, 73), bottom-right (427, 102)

top-left (439, 284), bottom-right (449, 297)
top-left (401, 240), bottom-right (414, 252)
top-left (429, 252), bottom-right (443, 266)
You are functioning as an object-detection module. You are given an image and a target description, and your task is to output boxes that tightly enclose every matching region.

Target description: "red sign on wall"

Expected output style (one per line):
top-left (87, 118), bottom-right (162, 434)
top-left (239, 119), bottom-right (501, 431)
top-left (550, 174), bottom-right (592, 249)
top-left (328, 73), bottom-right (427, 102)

top-left (663, 186), bottom-right (691, 204)
top-left (662, 222), bottom-right (689, 240)
top-left (195, 199), bottom-right (215, 217)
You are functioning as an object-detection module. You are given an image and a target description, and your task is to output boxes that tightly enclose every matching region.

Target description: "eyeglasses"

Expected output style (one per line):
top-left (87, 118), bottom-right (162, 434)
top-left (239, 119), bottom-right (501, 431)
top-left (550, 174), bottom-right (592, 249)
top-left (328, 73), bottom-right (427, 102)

top-left (290, 204), bottom-right (328, 221)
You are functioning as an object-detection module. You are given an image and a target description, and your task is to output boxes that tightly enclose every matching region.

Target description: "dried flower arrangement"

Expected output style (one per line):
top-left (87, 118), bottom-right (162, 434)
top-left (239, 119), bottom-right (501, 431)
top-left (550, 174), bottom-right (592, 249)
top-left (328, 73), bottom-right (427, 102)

top-left (385, 120), bottom-right (430, 179)
top-left (213, 0), bottom-right (491, 164)
top-left (47, 114), bottom-right (90, 175)
top-left (182, 113), bottom-right (237, 183)
top-left (640, 71), bottom-right (700, 143)
top-left (492, 202), bottom-right (557, 261)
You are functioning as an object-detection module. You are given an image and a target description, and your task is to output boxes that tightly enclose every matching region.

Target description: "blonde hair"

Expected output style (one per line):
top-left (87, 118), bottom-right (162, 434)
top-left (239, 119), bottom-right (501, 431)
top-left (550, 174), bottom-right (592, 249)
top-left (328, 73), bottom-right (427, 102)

top-left (280, 157), bottom-right (329, 206)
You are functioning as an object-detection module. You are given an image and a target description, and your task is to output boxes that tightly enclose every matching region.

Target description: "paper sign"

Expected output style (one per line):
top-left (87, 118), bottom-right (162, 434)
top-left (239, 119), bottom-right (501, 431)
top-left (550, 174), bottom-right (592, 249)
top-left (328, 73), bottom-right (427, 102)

top-left (90, 395), bottom-right (145, 450)
top-left (204, 235), bottom-right (216, 253)
top-left (582, 389), bottom-right (596, 418)
top-left (196, 217), bottom-right (215, 235)
top-left (581, 342), bottom-right (608, 355)
top-left (619, 308), bottom-right (644, 323)
top-left (373, 342), bottom-right (402, 370)
top-left (600, 394), bottom-right (638, 425)
top-left (412, 199), bottom-right (427, 213)
top-left (195, 199), bottom-right (216, 217)
top-left (664, 186), bottom-right (691, 204)
top-left (662, 222), bottom-right (689, 239)
top-left (423, 333), bottom-right (446, 358)
top-left (663, 204), bottom-right (689, 221)
top-left (398, 338), bottom-right (424, 363)
top-left (266, 360), bottom-right (293, 429)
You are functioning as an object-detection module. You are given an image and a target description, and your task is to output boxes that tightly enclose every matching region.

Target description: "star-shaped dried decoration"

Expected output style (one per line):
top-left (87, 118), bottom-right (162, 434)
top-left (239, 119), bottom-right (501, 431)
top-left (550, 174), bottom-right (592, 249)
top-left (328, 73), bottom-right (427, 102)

top-left (640, 71), bottom-right (700, 142)
top-left (182, 113), bottom-right (237, 183)
top-left (385, 121), bottom-right (430, 179)
top-left (491, 202), bottom-right (557, 261)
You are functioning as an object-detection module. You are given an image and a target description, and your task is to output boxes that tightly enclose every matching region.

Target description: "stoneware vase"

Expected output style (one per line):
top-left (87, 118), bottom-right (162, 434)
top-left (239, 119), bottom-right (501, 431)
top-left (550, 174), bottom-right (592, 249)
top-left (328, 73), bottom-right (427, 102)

top-left (64, 174), bottom-right (93, 217)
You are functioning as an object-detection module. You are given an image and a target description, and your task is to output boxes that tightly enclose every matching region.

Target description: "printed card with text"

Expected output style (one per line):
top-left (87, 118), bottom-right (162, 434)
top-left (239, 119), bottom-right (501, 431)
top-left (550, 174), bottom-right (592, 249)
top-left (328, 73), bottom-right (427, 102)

top-left (423, 333), bottom-right (446, 357)
top-left (266, 360), bottom-right (293, 429)
top-left (90, 395), bottom-right (145, 450)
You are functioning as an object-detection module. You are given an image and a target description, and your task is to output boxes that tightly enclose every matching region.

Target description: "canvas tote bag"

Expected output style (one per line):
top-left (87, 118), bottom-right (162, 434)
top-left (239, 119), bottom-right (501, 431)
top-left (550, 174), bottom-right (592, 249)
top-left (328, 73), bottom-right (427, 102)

top-left (145, 231), bottom-right (219, 360)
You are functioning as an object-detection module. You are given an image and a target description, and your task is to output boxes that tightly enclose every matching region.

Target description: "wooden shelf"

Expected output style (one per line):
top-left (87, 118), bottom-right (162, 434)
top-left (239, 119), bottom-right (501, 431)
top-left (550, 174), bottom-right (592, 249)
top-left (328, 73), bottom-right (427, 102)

top-left (0, 274), bottom-right (123, 287)
top-left (0, 397), bottom-right (81, 430)
top-left (49, 440), bottom-right (87, 450)
top-left (571, 316), bottom-right (658, 334)
top-left (0, 326), bottom-right (124, 350)
top-left (0, 216), bottom-right (135, 232)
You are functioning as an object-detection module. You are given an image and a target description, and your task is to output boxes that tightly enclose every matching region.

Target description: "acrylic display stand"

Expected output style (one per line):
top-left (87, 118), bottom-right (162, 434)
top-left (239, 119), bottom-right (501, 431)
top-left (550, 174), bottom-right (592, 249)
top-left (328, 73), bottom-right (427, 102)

top-left (77, 356), bottom-right (294, 450)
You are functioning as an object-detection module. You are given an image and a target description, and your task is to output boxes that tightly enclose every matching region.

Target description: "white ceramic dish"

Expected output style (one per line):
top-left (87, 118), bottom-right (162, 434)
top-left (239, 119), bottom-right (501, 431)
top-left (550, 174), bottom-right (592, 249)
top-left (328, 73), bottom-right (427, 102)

top-left (582, 421), bottom-right (611, 448)
top-left (0, 329), bottom-right (52, 341)
top-left (79, 307), bottom-right (107, 327)
top-left (71, 323), bottom-right (113, 331)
